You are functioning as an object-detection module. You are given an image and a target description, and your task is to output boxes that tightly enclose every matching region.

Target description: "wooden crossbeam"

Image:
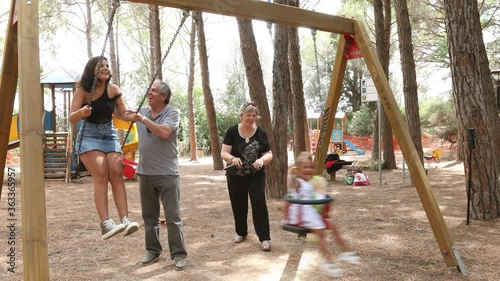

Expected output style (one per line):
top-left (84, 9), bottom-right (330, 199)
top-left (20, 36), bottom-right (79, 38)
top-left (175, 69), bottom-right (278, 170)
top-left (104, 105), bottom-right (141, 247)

top-left (130, 0), bottom-right (355, 34)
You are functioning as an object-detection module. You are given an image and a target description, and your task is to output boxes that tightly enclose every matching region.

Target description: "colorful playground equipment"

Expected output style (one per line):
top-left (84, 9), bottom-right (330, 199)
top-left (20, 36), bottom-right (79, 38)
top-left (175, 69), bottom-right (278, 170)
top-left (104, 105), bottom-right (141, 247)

top-left (112, 115), bottom-right (139, 179)
top-left (7, 111), bottom-right (140, 180)
top-left (424, 148), bottom-right (443, 163)
top-left (308, 111), bottom-right (365, 155)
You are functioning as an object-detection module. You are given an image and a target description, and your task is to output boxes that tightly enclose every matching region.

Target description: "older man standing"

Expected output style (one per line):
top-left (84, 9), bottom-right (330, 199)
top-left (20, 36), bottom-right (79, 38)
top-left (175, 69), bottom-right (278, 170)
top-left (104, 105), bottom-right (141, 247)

top-left (129, 80), bottom-right (187, 270)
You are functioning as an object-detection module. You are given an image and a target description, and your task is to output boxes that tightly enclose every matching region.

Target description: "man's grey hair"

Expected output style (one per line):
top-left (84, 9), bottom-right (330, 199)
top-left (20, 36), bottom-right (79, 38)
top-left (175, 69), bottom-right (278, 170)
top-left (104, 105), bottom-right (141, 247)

top-left (155, 79), bottom-right (172, 104)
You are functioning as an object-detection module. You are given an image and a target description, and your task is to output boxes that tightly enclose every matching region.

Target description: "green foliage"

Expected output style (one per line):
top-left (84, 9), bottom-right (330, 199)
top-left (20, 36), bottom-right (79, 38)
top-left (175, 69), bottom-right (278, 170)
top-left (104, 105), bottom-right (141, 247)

top-left (174, 86), bottom-right (204, 156)
top-left (346, 103), bottom-right (375, 136)
top-left (418, 94), bottom-right (455, 128)
top-left (173, 86), bottom-right (241, 157)
top-left (302, 32), bottom-right (329, 113)
top-left (480, 0), bottom-right (500, 69)
top-left (418, 95), bottom-right (457, 143)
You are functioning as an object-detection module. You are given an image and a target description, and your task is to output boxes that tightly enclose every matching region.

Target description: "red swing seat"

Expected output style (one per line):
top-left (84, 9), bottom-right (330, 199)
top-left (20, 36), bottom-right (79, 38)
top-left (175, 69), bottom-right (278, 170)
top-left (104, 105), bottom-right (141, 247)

top-left (123, 157), bottom-right (138, 179)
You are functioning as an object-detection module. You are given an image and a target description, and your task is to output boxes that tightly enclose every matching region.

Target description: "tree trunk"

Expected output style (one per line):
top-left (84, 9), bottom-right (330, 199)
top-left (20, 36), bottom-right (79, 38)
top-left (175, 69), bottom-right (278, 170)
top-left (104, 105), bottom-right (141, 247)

top-left (236, 19), bottom-right (273, 137)
top-left (444, 0), bottom-right (500, 220)
top-left (236, 18), bottom-right (280, 195)
top-left (108, 0), bottom-right (119, 86)
top-left (149, 5), bottom-right (161, 80)
top-left (266, 0), bottom-right (291, 198)
top-left (374, 0), bottom-right (396, 169)
top-left (394, 0), bottom-right (424, 166)
top-left (85, 0), bottom-right (92, 58)
top-left (288, 0), bottom-right (307, 160)
top-left (194, 12), bottom-right (223, 170)
top-left (188, 17), bottom-right (198, 161)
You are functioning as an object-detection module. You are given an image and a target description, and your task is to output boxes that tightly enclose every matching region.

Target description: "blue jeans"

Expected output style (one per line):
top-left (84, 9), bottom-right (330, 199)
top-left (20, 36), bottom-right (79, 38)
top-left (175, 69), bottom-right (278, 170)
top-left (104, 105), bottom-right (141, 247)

top-left (76, 121), bottom-right (121, 154)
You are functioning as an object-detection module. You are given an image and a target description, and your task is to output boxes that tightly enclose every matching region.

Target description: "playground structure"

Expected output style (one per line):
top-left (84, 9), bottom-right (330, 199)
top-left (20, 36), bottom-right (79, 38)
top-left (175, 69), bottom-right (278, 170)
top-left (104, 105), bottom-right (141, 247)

top-left (0, 0), bottom-right (466, 279)
top-left (308, 111), bottom-right (365, 155)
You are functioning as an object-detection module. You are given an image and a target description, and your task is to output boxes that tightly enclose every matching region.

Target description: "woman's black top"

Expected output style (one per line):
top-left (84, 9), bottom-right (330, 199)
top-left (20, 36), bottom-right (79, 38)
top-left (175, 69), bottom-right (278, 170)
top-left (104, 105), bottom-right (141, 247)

top-left (223, 125), bottom-right (271, 176)
top-left (83, 86), bottom-right (122, 124)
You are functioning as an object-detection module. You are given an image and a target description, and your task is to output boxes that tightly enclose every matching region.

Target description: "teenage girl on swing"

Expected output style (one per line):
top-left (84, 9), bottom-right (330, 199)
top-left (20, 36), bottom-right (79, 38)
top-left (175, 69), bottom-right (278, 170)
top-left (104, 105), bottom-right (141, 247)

top-left (286, 151), bottom-right (361, 277)
top-left (69, 56), bottom-right (139, 240)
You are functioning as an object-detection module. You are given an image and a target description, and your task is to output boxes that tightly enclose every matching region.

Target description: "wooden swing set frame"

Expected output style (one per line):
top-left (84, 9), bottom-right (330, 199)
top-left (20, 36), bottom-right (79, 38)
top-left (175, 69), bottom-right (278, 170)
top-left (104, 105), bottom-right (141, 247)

top-left (0, 0), bottom-right (465, 279)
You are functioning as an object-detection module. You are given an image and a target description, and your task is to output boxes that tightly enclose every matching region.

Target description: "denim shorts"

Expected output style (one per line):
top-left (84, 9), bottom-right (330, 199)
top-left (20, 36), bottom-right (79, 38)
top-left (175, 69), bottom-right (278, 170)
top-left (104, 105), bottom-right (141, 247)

top-left (75, 121), bottom-right (121, 154)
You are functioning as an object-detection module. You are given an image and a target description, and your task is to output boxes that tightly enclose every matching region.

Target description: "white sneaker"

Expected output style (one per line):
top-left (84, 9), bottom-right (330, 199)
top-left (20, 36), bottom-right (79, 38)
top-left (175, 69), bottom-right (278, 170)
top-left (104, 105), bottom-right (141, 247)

top-left (320, 263), bottom-right (343, 277)
top-left (121, 216), bottom-right (139, 236)
top-left (101, 219), bottom-right (125, 240)
top-left (339, 251), bottom-right (361, 264)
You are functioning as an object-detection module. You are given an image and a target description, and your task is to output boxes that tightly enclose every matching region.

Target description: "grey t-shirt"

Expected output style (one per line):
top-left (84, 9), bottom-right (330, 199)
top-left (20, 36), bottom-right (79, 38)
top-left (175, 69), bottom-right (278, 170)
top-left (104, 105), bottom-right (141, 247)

top-left (136, 105), bottom-right (179, 176)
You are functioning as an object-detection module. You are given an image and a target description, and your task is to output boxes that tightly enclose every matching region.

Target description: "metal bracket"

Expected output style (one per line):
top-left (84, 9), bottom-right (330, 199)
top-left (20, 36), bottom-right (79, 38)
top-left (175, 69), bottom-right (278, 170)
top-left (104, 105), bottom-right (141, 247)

top-left (452, 246), bottom-right (467, 275)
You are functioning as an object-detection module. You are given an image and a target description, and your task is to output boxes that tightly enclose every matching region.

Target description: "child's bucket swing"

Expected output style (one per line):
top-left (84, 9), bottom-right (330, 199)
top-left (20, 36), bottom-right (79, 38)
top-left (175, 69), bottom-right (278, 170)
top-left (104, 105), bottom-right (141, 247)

top-left (122, 156), bottom-right (138, 179)
top-left (281, 195), bottom-right (334, 238)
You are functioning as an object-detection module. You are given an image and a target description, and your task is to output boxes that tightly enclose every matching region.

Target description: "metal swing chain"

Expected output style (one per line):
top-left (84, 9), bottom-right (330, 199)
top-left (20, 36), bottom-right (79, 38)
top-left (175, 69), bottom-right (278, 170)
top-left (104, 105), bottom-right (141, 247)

top-left (76, 0), bottom-right (121, 158)
top-left (312, 28), bottom-right (321, 98)
top-left (121, 9), bottom-right (191, 149)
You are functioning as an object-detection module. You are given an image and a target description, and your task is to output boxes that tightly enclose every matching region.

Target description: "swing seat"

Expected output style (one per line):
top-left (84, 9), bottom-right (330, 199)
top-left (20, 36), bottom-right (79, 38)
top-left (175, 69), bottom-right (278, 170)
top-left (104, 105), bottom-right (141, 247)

top-left (282, 224), bottom-right (310, 236)
top-left (281, 195), bottom-right (334, 238)
top-left (123, 157), bottom-right (138, 179)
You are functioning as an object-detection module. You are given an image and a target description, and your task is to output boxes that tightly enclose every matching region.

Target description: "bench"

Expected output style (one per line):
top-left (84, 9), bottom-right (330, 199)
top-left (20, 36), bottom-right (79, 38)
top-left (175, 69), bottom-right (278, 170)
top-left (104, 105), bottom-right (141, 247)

top-left (327, 165), bottom-right (357, 181)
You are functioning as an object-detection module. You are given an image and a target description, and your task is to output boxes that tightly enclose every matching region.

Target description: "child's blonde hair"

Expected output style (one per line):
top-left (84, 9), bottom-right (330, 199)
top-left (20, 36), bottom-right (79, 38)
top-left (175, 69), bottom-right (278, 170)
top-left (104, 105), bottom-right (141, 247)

top-left (294, 151), bottom-right (313, 166)
top-left (288, 151), bottom-right (314, 192)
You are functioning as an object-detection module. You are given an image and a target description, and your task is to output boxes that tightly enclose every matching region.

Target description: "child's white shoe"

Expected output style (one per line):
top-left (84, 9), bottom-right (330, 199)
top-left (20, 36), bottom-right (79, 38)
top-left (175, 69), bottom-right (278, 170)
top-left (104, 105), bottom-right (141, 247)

top-left (339, 251), bottom-right (361, 264)
top-left (320, 263), bottom-right (343, 277)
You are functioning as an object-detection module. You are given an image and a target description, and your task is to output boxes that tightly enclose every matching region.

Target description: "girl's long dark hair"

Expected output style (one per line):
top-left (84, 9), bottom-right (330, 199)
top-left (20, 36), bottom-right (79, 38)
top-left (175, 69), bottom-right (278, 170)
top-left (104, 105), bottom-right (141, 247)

top-left (78, 56), bottom-right (111, 92)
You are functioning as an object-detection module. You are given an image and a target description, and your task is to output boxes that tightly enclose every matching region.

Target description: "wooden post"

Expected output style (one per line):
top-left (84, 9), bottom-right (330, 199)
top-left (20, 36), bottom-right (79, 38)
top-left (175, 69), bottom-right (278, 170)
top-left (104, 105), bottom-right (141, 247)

top-left (354, 20), bottom-right (458, 268)
top-left (19, 0), bottom-right (50, 279)
top-left (0, 0), bottom-right (19, 198)
top-left (51, 85), bottom-right (56, 132)
top-left (313, 35), bottom-right (348, 175)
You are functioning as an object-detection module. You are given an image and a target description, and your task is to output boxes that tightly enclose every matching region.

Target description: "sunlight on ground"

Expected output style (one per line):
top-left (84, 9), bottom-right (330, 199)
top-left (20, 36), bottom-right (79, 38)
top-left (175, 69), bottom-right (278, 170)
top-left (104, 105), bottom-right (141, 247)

top-left (410, 210), bottom-right (428, 220)
top-left (194, 202), bottom-right (227, 209)
top-left (379, 234), bottom-right (403, 249)
top-left (192, 181), bottom-right (218, 186)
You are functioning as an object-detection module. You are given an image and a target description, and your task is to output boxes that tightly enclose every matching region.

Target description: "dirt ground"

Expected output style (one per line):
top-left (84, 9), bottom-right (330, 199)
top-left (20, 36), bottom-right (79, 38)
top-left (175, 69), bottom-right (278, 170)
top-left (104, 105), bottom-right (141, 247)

top-left (1, 149), bottom-right (500, 281)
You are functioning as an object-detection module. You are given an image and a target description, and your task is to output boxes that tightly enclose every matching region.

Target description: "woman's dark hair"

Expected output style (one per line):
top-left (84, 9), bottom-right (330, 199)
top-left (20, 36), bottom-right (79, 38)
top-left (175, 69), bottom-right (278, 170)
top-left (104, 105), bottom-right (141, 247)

top-left (78, 56), bottom-right (111, 92)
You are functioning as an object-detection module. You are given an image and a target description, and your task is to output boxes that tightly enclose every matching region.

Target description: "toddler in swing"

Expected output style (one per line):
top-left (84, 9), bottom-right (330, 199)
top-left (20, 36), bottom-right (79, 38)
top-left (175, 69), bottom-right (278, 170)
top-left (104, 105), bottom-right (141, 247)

top-left (286, 151), bottom-right (361, 277)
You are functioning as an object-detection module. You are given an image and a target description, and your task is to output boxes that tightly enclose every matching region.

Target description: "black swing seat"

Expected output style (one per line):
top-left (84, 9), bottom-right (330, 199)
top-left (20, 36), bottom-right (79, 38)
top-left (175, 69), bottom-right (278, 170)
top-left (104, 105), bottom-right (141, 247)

top-left (281, 195), bottom-right (334, 237)
top-left (282, 224), bottom-right (310, 235)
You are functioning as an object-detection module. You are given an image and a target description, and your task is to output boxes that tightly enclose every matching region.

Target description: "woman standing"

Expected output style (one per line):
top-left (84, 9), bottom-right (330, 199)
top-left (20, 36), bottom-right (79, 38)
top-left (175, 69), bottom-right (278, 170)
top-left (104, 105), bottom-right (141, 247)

top-left (220, 102), bottom-right (273, 251)
top-left (69, 56), bottom-right (139, 240)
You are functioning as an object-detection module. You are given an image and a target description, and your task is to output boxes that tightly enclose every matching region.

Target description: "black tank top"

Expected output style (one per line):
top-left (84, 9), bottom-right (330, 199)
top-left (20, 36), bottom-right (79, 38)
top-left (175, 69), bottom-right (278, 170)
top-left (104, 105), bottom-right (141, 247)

top-left (83, 87), bottom-right (122, 124)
